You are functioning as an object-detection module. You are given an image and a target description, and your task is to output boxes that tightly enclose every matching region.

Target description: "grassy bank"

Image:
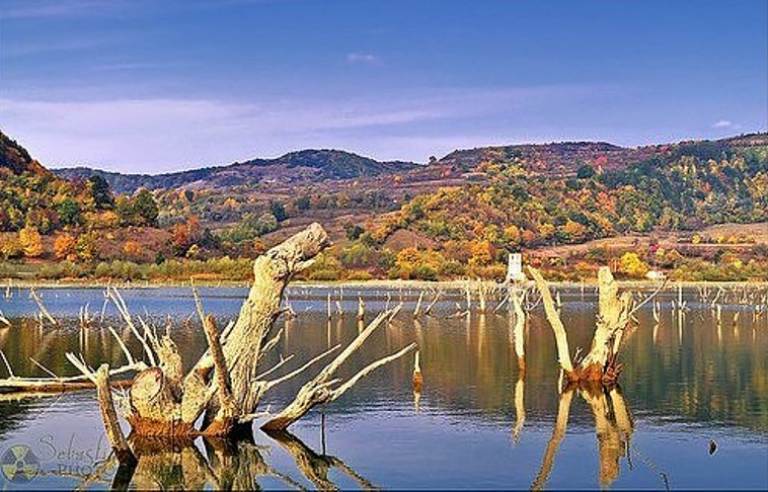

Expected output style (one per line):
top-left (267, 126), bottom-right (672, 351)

top-left (1, 255), bottom-right (766, 287)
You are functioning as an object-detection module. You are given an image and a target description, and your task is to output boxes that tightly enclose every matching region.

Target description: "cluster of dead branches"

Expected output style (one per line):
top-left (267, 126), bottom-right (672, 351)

top-left (1, 223), bottom-right (417, 471)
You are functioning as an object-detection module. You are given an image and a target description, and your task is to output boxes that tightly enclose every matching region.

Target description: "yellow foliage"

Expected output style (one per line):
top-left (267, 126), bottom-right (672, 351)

top-left (0, 235), bottom-right (23, 260)
top-left (394, 247), bottom-right (445, 280)
top-left (468, 239), bottom-right (494, 266)
top-left (122, 240), bottom-right (143, 260)
top-left (539, 223), bottom-right (556, 239)
top-left (19, 226), bottom-right (43, 258)
top-left (563, 219), bottom-right (587, 240)
top-left (76, 233), bottom-right (98, 262)
top-left (619, 252), bottom-right (649, 278)
top-left (503, 224), bottom-right (521, 245)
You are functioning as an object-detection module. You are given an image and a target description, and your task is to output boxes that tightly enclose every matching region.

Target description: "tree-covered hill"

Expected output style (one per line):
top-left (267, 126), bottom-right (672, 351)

top-left (54, 149), bottom-right (420, 194)
top-left (0, 130), bottom-right (47, 175)
top-left (336, 135), bottom-right (768, 281)
top-left (2, 128), bottom-right (766, 282)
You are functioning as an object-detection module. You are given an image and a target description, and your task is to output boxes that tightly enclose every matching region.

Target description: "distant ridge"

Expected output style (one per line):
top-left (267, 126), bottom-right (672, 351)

top-left (437, 133), bottom-right (768, 175)
top-left (52, 132), bottom-right (768, 193)
top-left (54, 149), bottom-right (420, 194)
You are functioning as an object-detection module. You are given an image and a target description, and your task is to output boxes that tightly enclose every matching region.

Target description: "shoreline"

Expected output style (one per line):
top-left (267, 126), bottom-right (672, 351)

top-left (2, 277), bottom-right (766, 290)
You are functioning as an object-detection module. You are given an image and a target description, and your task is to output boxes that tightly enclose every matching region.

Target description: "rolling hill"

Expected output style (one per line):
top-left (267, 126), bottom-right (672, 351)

top-left (437, 134), bottom-right (768, 176)
top-left (54, 149), bottom-right (421, 194)
top-left (3, 127), bottom-right (767, 282)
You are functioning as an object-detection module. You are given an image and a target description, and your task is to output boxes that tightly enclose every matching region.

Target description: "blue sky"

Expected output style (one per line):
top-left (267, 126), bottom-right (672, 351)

top-left (1, 0), bottom-right (766, 173)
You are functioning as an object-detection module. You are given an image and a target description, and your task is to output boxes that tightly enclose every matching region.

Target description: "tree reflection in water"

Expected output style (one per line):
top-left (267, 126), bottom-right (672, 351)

top-left (532, 383), bottom-right (636, 490)
top-left (79, 427), bottom-right (376, 490)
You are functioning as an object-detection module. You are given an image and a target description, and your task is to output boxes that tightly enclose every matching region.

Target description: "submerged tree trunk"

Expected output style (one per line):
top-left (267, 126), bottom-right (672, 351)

top-left (116, 223), bottom-right (330, 437)
top-left (63, 222), bottom-right (418, 443)
top-left (528, 266), bottom-right (635, 384)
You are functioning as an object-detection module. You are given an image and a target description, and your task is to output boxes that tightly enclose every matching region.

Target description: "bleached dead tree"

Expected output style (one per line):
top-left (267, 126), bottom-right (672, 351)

top-left (528, 266), bottom-right (635, 384)
top-left (58, 223), bottom-right (415, 454)
top-left (262, 307), bottom-right (416, 431)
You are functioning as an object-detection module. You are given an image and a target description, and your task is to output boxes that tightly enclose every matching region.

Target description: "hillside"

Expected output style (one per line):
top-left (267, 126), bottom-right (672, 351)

top-left (55, 149), bottom-right (420, 194)
top-left (0, 131), bottom-right (47, 175)
top-left (2, 130), bottom-right (767, 282)
top-left (437, 133), bottom-right (768, 177)
top-left (340, 134), bottom-right (768, 281)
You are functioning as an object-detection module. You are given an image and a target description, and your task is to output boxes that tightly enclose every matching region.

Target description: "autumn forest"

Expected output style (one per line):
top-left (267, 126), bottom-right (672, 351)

top-left (1, 130), bottom-right (767, 284)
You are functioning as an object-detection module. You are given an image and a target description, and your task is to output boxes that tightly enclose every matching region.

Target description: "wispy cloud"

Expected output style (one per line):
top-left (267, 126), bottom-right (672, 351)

top-left (346, 52), bottom-right (379, 65)
top-left (0, 96), bottom-right (440, 171)
top-left (712, 119), bottom-right (734, 128)
top-left (0, 84), bottom-right (595, 172)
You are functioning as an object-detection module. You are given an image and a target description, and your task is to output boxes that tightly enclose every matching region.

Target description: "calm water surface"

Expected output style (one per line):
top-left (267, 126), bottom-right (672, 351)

top-left (0, 285), bottom-right (766, 490)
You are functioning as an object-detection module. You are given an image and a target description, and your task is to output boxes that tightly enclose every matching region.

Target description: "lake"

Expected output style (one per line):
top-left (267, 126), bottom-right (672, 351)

top-left (0, 285), bottom-right (766, 490)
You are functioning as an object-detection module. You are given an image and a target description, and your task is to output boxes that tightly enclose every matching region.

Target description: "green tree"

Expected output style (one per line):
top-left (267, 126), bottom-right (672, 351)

top-left (294, 195), bottom-right (311, 211)
top-left (56, 199), bottom-right (82, 227)
top-left (270, 201), bottom-right (288, 222)
top-left (88, 175), bottom-right (114, 209)
top-left (345, 223), bottom-right (365, 241)
top-left (133, 189), bottom-right (159, 226)
top-left (577, 164), bottom-right (596, 179)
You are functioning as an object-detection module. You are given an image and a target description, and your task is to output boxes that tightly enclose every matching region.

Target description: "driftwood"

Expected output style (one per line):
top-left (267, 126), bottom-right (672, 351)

top-left (66, 357), bottom-right (137, 467)
top-left (528, 266), bottom-right (635, 383)
top-left (29, 288), bottom-right (59, 327)
top-left (0, 344), bottom-right (145, 393)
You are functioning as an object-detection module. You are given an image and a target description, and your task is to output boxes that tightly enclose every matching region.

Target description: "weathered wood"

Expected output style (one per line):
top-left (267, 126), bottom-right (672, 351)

top-left (65, 358), bottom-right (136, 466)
top-left (94, 365), bottom-right (137, 466)
top-left (357, 296), bottom-right (365, 321)
top-left (413, 291), bottom-right (424, 318)
top-left (200, 315), bottom-right (238, 436)
top-left (2, 349), bottom-right (144, 393)
top-left (29, 288), bottom-right (58, 327)
top-left (221, 222), bottom-right (329, 417)
top-left (528, 266), bottom-right (638, 383)
top-left (510, 288), bottom-right (526, 372)
top-left (262, 308), bottom-right (416, 431)
top-left (423, 290), bottom-right (441, 316)
top-left (580, 267), bottom-right (633, 380)
top-left (527, 268), bottom-right (575, 376)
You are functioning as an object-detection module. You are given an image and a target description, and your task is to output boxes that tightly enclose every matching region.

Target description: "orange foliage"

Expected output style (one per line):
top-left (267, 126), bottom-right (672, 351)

top-left (54, 233), bottom-right (77, 260)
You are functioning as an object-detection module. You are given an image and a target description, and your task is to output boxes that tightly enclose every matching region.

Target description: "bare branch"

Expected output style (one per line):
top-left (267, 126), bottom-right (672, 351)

top-left (527, 268), bottom-right (574, 373)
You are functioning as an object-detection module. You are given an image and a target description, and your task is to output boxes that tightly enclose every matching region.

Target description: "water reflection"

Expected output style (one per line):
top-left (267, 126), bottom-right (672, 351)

top-left (532, 384), bottom-right (635, 490)
top-left (265, 429), bottom-right (377, 490)
top-left (79, 429), bottom-right (375, 491)
top-left (0, 286), bottom-right (767, 489)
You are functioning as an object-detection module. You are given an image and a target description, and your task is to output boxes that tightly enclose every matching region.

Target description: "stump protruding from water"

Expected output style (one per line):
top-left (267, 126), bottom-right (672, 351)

top-left (59, 222), bottom-right (419, 441)
top-left (528, 266), bottom-right (635, 384)
top-left (412, 350), bottom-right (423, 392)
